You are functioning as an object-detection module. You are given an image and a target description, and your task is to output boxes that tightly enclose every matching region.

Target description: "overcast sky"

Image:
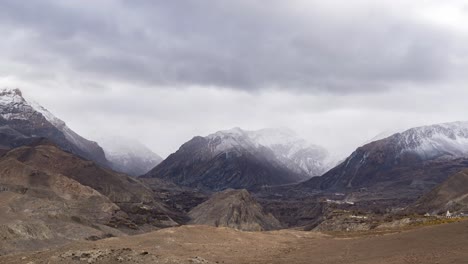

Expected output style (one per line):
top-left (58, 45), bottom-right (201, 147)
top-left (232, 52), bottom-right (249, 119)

top-left (0, 0), bottom-right (467, 157)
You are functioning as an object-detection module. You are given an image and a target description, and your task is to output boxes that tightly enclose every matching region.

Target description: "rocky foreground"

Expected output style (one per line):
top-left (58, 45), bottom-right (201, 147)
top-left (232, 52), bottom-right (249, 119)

top-left (1, 220), bottom-right (468, 264)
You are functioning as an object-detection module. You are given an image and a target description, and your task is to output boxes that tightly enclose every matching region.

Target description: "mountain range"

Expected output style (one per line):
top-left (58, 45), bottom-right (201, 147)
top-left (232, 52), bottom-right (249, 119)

top-left (3, 87), bottom-right (468, 257)
top-left (3, 88), bottom-right (468, 208)
top-left (144, 127), bottom-right (333, 191)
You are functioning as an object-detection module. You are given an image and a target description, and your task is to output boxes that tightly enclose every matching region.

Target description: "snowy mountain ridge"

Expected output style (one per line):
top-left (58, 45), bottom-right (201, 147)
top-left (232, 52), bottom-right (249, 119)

top-left (145, 127), bottom-right (329, 190)
top-left (391, 121), bottom-right (468, 160)
top-left (206, 127), bottom-right (332, 177)
top-left (304, 120), bottom-right (468, 192)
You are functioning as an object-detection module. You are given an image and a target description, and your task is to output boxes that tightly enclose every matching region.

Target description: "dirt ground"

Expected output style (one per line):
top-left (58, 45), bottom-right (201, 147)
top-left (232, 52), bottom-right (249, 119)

top-left (2, 220), bottom-right (468, 264)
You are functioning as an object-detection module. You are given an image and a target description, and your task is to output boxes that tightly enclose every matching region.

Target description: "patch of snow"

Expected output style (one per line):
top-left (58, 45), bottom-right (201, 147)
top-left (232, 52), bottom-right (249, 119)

top-left (0, 113), bottom-right (28, 120)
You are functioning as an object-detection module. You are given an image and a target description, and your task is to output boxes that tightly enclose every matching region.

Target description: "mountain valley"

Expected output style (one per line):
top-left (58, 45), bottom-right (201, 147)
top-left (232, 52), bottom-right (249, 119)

top-left (1, 89), bottom-right (468, 262)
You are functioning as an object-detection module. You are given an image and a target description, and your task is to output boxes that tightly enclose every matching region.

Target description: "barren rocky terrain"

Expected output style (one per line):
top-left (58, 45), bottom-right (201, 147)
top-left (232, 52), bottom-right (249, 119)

top-left (2, 220), bottom-right (468, 264)
top-left (188, 189), bottom-right (281, 231)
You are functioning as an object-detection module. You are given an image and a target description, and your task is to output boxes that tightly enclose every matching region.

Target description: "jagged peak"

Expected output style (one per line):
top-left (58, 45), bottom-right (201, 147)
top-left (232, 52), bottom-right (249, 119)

top-left (0, 87), bottom-right (66, 128)
top-left (209, 127), bottom-right (297, 138)
top-left (0, 87), bottom-right (26, 105)
top-left (199, 127), bottom-right (331, 176)
top-left (207, 127), bottom-right (324, 152)
top-left (0, 87), bottom-right (23, 96)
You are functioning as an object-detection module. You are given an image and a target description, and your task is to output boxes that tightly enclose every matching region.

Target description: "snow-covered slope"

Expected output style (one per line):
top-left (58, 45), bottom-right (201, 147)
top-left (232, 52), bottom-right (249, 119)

top-left (207, 127), bottom-right (331, 176)
top-left (394, 122), bottom-right (468, 160)
top-left (304, 121), bottom-right (468, 192)
top-left (98, 137), bottom-right (163, 176)
top-left (0, 87), bottom-right (108, 166)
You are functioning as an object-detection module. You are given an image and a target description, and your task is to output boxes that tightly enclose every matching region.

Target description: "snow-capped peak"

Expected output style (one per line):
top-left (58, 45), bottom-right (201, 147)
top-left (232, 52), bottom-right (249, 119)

top-left (248, 128), bottom-right (315, 155)
top-left (393, 121), bottom-right (468, 159)
top-left (0, 88), bottom-right (38, 121)
top-left (0, 88), bottom-right (24, 104)
top-left (206, 127), bottom-right (332, 176)
top-left (0, 87), bottom-right (64, 128)
top-left (207, 127), bottom-right (323, 155)
top-left (0, 87), bottom-right (109, 164)
top-left (0, 88), bottom-right (31, 111)
top-left (206, 127), bottom-right (256, 154)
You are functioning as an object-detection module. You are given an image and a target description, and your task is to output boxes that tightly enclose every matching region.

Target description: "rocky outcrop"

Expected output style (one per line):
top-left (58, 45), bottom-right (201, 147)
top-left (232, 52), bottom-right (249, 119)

top-left (188, 189), bottom-right (281, 231)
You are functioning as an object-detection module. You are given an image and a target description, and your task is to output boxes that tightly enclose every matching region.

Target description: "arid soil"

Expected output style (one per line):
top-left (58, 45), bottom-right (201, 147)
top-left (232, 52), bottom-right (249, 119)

top-left (2, 220), bottom-right (468, 264)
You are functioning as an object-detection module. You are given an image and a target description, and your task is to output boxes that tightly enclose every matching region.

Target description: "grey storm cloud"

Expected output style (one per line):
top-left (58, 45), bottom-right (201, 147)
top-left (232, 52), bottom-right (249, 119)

top-left (0, 0), bottom-right (468, 158)
top-left (0, 0), bottom-right (466, 93)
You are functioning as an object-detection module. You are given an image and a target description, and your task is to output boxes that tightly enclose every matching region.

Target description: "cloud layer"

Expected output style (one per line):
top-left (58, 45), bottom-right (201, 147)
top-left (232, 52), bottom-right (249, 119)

top-left (0, 0), bottom-right (467, 157)
top-left (1, 0), bottom-right (467, 92)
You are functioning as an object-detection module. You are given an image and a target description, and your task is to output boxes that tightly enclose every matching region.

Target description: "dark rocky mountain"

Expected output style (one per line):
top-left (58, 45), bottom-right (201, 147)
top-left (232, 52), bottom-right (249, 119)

top-left (188, 189), bottom-right (281, 231)
top-left (0, 88), bottom-right (108, 166)
top-left (144, 128), bottom-right (330, 191)
top-left (302, 122), bottom-right (468, 198)
top-left (13, 139), bottom-right (154, 203)
top-left (412, 169), bottom-right (468, 214)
